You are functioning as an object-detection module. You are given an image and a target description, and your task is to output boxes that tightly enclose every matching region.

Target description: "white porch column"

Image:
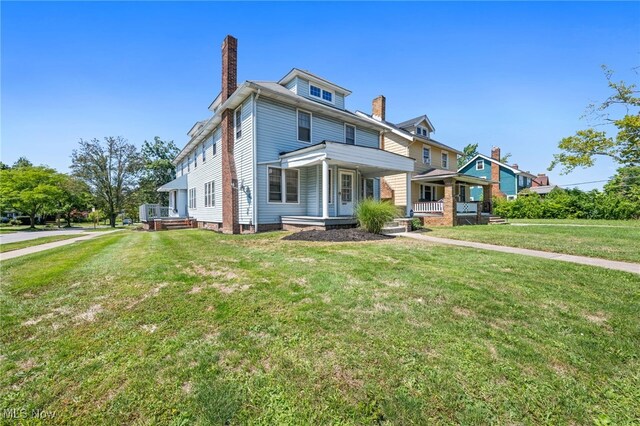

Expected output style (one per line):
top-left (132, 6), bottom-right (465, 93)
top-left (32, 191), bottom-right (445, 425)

top-left (322, 159), bottom-right (329, 219)
top-left (405, 173), bottom-right (412, 217)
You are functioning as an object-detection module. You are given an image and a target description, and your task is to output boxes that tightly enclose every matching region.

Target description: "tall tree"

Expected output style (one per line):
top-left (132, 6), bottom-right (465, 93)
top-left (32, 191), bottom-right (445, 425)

top-left (550, 66), bottom-right (639, 174)
top-left (71, 136), bottom-right (142, 227)
top-left (0, 166), bottom-right (63, 228)
top-left (12, 157), bottom-right (34, 168)
top-left (56, 175), bottom-right (94, 227)
top-left (458, 143), bottom-right (479, 168)
top-left (139, 137), bottom-right (180, 205)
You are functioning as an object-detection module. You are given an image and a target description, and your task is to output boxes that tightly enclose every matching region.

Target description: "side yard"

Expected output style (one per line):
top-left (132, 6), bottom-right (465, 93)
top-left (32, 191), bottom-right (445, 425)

top-left (424, 220), bottom-right (640, 263)
top-left (0, 235), bottom-right (81, 253)
top-left (1, 230), bottom-right (638, 424)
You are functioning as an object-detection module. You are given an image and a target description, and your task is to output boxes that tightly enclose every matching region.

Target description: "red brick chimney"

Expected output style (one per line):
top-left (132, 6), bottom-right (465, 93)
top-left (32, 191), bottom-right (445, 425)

top-left (490, 146), bottom-right (505, 198)
top-left (372, 95), bottom-right (386, 121)
top-left (533, 173), bottom-right (549, 187)
top-left (220, 35), bottom-right (240, 234)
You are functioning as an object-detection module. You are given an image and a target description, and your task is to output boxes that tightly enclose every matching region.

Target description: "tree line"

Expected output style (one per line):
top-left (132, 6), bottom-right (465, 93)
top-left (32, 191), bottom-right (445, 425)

top-left (0, 137), bottom-right (179, 228)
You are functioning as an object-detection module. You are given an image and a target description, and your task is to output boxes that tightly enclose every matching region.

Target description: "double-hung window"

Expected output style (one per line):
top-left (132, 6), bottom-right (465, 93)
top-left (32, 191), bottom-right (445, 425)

top-left (212, 142), bottom-right (217, 156)
top-left (476, 159), bottom-right (484, 170)
top-left (187, 156), bottom-right (191, 172)
top-left (420, 184), bottom-right (433, 201)
top-left (235, 108), bottom-right (242, 140)
top-left (298, 110), bottom-right (311, 142)
top-left (189, 188), bottom-right (196, 209)
top-left (345, 124), bottom-right (355, 145)
top-left (202, 143), bottom-right (206, 163)
top-left (204, 181), bottom-right (214, 207)
top-left (422, 147), bottom-right (431, 164)
top-left (441, 152), bottom-right (449, 168)
top-left (194, 150), bottom-right (198, 168)
top-left (268, 167), bottom-right (299, 203)
top-left (363, 178), bottom-right (374, 199)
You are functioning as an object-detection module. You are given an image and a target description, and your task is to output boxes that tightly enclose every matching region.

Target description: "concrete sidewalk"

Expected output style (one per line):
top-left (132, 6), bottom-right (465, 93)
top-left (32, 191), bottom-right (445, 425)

top-left (398, 232), bottom-right (640, 275)
top-left (0, 230), bottom-right (123, 261)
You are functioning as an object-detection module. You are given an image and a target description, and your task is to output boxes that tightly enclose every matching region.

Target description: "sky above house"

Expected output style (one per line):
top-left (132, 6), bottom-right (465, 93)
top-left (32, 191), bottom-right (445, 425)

top-left (2, 1), bottom-right (638, 190)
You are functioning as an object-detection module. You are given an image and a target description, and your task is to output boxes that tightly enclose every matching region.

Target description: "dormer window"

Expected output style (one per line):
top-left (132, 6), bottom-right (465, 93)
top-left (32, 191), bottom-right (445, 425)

top-left (416, 127), bottom-right (428, 137)
top-left (309, 84), bottom-right (333, 103)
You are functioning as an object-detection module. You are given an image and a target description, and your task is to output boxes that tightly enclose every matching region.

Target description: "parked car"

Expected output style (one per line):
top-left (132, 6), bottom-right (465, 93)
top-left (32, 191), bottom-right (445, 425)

top-left (123, 218), bottom-right (133, 225)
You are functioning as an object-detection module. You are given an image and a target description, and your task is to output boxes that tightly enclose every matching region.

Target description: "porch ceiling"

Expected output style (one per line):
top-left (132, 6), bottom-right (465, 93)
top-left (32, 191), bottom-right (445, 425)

top-left (157, 174), bottom-right (188, 192)
top-left (279, 141), bottom-right (415, 177)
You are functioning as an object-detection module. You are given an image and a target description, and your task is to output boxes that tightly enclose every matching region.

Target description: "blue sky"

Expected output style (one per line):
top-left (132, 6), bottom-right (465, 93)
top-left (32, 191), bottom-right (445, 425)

top-left (2, 1), bottom-right (639, 189)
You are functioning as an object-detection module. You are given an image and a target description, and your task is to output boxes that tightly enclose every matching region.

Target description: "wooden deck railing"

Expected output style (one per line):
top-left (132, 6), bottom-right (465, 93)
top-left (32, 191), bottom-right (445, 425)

top-left (413, 201), bottom-right (444, 213)
top-left (139, 204), bottom-right (171, 222)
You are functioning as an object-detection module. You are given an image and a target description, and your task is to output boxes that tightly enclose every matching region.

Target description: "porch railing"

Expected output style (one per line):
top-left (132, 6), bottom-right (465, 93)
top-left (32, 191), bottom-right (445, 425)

top-left (139, 204), bottom-right (171, 222)
top-left (413, 201), bottom-right (444, 213)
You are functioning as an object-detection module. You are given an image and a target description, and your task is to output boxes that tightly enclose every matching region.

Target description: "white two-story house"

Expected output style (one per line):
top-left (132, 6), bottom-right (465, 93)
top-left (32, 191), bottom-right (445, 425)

top-left (141, 35), bottom-right (414, 233)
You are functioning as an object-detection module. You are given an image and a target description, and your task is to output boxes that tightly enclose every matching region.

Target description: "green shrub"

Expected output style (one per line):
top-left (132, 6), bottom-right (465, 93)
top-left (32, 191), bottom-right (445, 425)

top-left (354, 199), bottom-right (399, 234)
top-left (411, 218), bottom-right (423, 230)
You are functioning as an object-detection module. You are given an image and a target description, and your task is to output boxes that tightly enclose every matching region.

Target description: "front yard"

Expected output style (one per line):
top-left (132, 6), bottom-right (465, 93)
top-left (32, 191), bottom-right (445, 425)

top-left (1, 230), bottom-right (638, 424)
top-left (425, 219), bottom-right (640, 263)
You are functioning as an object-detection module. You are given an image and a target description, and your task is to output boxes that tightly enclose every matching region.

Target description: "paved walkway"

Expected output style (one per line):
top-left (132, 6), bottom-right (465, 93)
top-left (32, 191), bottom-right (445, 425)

top-left (398, 232), bottom-right (640, 275)
top-left (0, 229), bottom-right (87, 244)
top-left (0, 230), bottom-right (123, 261)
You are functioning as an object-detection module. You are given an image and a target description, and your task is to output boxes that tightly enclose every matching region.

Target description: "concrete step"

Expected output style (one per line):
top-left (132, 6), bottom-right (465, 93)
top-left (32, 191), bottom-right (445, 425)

top-left (489, 216), bottom-right (508, 225)
top-left (384, 221), bottom-right (400, 227)
top-left (381, 226), bottom-right (405, 234)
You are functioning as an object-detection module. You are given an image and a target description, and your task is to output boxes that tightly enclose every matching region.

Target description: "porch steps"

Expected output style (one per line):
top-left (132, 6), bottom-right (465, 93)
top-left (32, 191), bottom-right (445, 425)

top-left (157, 218), bottom-right (193, 230)
top-left (489, 216), bottom-right (508, 225)
top-left (381, 221), bottom-right (406, 234)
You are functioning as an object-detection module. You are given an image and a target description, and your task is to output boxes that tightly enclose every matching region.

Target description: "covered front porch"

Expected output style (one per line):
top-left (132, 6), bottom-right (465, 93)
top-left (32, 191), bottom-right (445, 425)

top-left (410, 169), bottom-right (495, 226)
top-left (275, 141), bottom-right (415, 230)
top-left (139, 174), bottom-right (193, 230)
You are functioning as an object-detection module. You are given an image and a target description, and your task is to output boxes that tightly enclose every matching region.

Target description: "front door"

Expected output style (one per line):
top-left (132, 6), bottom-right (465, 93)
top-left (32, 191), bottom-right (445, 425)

top-left (338, 170), bottom-right (355, 216)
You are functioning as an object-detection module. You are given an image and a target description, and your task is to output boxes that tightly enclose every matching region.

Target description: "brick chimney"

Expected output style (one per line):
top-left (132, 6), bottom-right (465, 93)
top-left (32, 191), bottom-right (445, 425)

top-left (533, 173), bottom-right (549, 187)
top-left (512, 163), bottom-right (519, 170)
top-left (220, 35), bottom-right (240, 234)
top-left (490, 146), bottom-right (505, 198)
top-left (372, 95), bottom-right (386, 121)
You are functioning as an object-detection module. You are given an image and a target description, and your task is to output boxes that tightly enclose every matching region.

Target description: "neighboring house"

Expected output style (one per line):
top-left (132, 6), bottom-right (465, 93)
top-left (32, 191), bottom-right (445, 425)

top-left (458, 147), bottom-right (537, 200)
top-left (356, 98), bottom-right (494, 226)
top-left (522, 185), bottom-right (559, 196)
top-left (140, 35), bottom-right (414, 233)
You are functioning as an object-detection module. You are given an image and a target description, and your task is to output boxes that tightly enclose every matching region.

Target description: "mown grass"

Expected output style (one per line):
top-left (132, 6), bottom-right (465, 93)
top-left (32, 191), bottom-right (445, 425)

top-left (1, 230), bottom-right (638, 425)
top-left (425, 222), bottom-right (640, 263)
top-left (0, 235), bottom-right (82, 253)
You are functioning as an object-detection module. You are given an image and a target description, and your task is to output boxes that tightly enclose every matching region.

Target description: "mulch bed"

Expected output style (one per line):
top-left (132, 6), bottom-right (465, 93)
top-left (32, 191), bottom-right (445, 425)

top-left (282, 228), bottom-right (394, 242)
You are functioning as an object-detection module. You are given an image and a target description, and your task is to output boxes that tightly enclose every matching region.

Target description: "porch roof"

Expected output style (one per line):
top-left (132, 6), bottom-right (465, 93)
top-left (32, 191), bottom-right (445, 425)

top-left (157, 174), bottom-right (188, 192)
top-left (278, 141), bottom-right (415, 178)
top-left (413, 168), bottom-right (495, 186)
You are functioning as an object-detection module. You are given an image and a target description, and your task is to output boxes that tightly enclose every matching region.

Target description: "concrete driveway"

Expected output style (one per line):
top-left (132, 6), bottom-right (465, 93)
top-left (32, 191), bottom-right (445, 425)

top-left (0, 229), bottom-right (88, 244)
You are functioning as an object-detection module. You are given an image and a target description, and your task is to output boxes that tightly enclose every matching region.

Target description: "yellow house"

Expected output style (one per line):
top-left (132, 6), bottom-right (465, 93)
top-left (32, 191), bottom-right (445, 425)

top-left (356, 96), bottom-right (494, 226)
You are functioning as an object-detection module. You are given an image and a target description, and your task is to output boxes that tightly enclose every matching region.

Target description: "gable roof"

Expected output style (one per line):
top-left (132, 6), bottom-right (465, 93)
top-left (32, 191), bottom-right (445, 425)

top-left (278, 68), bottom-right (352, 96)
top-left (395, 114), bottom-right (435, 133)
top-left (458, 154), bottom-right (537, 178)
top-left (354, 111), bottom-right (462, 155)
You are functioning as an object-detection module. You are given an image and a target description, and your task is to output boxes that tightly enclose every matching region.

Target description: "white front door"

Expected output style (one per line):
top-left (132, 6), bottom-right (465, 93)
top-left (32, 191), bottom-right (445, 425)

top-left (338, 170), bottom-right (355, 216)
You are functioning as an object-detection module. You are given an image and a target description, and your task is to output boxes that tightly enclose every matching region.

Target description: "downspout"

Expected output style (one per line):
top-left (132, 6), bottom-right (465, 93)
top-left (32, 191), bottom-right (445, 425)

top-left (252, 89), bottom-right (261, 232)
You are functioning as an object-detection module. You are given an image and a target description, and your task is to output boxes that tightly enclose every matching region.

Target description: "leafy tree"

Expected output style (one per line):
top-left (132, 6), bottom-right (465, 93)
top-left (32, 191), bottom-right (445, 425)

top-left (458, 143), bottom-right (479, 168)
top-left (604, 165), bottom-right (640, 205)
top-left (0, 166), bottom-right (63, 228)
top-left (71, 136), bottom-right (142, 227)
top-left (0, 162), bottom-right (9, 170)
top-left (139, 137), bottom-right (180, 205)
top-left (12, 157), bottom-right (34, 168)
top-left (87, 209), bottom-right (104, 229)
top-left (56, 175), bottom-right (93, 227)
top-left (501, 152), bottom-right (512, 164)
top-left (550, 66), bottom-right (639, 174)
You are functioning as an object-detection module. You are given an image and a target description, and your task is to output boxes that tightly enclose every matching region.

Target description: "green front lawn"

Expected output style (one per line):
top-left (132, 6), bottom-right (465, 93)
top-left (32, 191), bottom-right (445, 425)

top-left (509, 218), bottom-right (640, 227)
top-left (425, 221), bottom-right (640, 263)
top-left (0, 235), bottom-right (84, 253)
top-left (1, 230), bottom-right (638, 424)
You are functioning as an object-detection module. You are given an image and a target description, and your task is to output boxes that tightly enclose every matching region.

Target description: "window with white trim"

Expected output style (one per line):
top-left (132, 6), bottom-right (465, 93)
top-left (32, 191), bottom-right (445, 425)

top-left (194, 149), bottom-right (198, 168)
top-left (422, 147), bottom-right (431, 164)
top-left (189, 188), bottom-right (196, 209)
top-left (212, 142), bottom-right (217, 156)
top-left (202, 143), bottom-right (206, 163)
top-left (441, 152), bottom-right (449, 168)
top-left (187, 155), bottom-right (191, 172)
top-left (345, 124), bottom-right (355, 145)
top-left (476, 159), bottom-right (484, 170)
top-left (268, 167), bottom-right (299, 203)
top-left (420, 184), bottom-right (433, 201)
top-left (297, 110), bottom-right (311, 142)
top-left (309, 84), bottom-right (333, 103)
top-left (204, 181), bottom-right (214, 207)
top-left (235, 108), bottom-right (242, 140)
top-left (363, 178), bottom-right (374, 199)
top-left (416, 127), bottom-right (428, 137)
